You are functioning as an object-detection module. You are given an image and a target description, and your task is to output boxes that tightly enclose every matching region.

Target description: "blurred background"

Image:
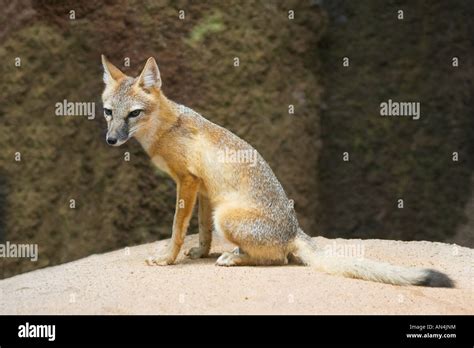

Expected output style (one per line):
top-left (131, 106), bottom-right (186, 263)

top-left (0, 0), bottom-right (472, 279)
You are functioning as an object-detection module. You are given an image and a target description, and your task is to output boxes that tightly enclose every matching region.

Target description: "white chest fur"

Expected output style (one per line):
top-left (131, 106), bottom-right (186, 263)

top-left (152, 155), bottom-right (171, 175)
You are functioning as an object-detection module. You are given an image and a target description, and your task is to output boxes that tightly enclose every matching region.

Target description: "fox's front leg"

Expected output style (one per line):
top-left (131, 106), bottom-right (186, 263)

top-left (185, 193), bottom-right (213, 259)
top-left (148, 176), bottom-right (199, 266)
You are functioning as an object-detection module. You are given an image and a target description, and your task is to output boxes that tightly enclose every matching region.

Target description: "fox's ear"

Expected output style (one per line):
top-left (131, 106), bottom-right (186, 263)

top-left (136, 57), bottom-right (162, 90)
top-left (101, 55), bottom-right (125, 84)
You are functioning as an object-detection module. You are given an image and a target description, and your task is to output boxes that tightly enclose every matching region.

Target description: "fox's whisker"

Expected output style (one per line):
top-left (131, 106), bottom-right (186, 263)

top-left (129, 129), bottom-right (139, 137)
top-left (128, 125), bottom-right (142, 137)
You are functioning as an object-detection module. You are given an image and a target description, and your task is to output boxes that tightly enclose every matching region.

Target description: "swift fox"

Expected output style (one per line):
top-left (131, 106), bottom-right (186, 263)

top-left (100, 55), bottom-right (454, 288)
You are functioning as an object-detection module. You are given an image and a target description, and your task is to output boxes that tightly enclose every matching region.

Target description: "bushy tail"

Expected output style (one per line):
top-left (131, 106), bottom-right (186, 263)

top-left (291, 229), bottom-right (454, 288)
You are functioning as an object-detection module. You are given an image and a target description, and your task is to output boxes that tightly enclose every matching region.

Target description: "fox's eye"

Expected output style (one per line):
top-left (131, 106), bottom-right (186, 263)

top-left (128, 110), bottom-right (142, 118)
top-left (104, 108), bottom-right (112, 116)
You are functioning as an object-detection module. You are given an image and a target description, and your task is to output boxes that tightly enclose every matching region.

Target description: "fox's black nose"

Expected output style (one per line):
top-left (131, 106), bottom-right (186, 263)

top-left (107, 137), bottom-right (117, 145)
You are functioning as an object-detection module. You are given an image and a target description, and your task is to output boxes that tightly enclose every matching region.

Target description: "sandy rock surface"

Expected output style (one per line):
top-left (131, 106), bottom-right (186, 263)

top-left (1, 235), bottom-right (472, 314)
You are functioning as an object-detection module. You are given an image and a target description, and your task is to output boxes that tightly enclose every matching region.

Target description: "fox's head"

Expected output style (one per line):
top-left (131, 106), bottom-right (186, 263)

top-left (101, 55), bottom-right (163, 146)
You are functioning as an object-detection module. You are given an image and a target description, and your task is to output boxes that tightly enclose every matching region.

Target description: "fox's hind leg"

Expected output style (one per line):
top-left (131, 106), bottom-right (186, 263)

top-left (215, 242), bottom-right (289, 266)
top-left (216, 248), bottom-right (253, 266)
top-left (213, 206), bottom-right (290, 266)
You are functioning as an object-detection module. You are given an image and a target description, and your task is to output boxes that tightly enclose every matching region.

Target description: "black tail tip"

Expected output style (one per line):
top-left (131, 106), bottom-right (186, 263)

top-left (417, 269), bottom-right (455, 288)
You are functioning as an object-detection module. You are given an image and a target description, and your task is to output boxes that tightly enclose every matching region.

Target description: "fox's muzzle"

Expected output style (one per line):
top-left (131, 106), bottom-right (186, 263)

top-left (106, 120), bottom-right (129, 146)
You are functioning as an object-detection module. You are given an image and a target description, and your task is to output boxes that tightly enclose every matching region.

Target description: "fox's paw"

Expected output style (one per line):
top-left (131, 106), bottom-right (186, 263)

top-left (184, 246), bottom-right (210, 259)
top-left (146, 255), bottom-right (175, 266)
top-left (216, 251), bottom-right (240, 266)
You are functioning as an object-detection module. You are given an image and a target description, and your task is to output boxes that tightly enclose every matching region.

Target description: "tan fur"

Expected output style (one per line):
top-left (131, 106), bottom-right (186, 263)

top-left (100, 56), bottom-right (454, 287)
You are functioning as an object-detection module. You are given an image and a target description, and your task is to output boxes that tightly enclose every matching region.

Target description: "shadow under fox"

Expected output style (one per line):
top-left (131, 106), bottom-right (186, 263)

top-left (100, 55), bottom-right (454, 288)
